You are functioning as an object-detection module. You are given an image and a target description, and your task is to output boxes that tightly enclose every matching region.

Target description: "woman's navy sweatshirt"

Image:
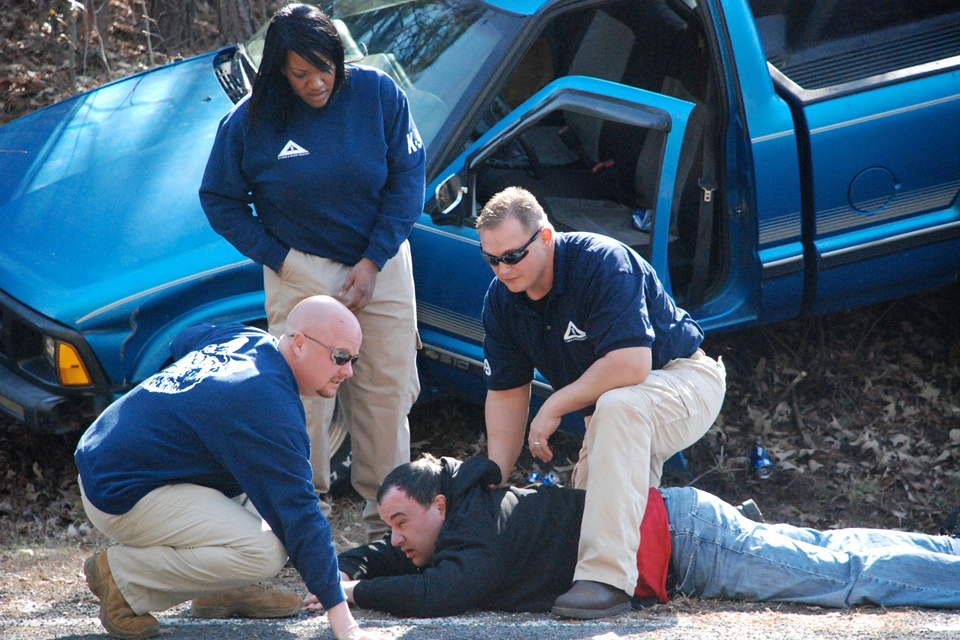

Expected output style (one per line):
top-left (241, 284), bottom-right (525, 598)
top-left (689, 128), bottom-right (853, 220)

top-left (200, 64), bottom-right (426, 272)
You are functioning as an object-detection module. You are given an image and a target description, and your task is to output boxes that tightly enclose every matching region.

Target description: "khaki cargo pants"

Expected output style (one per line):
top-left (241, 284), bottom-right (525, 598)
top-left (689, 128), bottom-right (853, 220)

top-left (571, 349), bottom-right (726, 594)
top-left (80, 479), bottom-right (286, 614)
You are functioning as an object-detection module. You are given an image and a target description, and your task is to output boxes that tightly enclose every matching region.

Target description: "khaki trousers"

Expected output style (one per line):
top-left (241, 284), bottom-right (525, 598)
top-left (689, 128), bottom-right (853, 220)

top-left (571, 350), bottom-right (726, 593)
top-left (264, 241), bottom-right (419, 535)
top-left (80, 479), bottom-right (286, 615)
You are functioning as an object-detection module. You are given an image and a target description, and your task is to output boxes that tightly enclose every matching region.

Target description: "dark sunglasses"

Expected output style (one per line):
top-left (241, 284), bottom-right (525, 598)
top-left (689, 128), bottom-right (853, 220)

top-left (479, 227), bottom-right (543, 266)
top-left (297, 332), bottom-right (360, 366)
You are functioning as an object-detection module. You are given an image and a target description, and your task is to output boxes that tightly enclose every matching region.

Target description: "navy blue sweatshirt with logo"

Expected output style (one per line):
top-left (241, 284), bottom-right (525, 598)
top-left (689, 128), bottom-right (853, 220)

top-left (200, 64), bottom-right (426, 272)
top-left (75, 323), bottom-right (346, 610)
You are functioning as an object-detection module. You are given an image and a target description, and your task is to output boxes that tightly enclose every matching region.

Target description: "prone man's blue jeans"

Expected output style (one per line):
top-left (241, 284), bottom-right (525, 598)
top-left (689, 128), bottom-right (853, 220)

top-left (662, 486), bottom-right (960, 608)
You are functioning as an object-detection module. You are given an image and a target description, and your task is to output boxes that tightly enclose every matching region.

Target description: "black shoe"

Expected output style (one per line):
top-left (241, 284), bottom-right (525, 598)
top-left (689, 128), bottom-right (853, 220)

top-left (942, 508), bottom-right (960, 537)
top-left (552, 580), bottom-right (632, 619)
top-left (736, 499), bottom-right (765, 523)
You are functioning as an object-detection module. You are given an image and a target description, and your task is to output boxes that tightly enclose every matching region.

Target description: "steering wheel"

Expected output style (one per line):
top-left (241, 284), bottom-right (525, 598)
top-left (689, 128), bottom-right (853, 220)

top-left (492, 96), bottom-right (543, 180)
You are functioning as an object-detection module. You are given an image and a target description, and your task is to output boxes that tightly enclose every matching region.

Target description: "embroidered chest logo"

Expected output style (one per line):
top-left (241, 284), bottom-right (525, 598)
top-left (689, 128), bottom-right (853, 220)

top-left (563, 321), bottom-right (587, 342)
top-left (278, 140), bottom-right (309, 159)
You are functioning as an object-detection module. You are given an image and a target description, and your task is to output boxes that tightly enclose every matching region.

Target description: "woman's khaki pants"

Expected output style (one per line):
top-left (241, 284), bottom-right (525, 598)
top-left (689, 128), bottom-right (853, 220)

top-left (264, 241), bottom-right (420, 537)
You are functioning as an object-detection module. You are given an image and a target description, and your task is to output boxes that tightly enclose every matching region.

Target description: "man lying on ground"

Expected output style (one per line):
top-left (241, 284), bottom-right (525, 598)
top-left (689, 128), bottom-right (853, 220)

top-left (303, 454), bottom-right (960, 618)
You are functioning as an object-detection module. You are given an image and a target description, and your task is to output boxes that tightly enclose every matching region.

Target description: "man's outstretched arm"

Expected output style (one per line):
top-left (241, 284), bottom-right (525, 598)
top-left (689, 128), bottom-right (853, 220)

top-left (304, 540), bottom-right (416, 610)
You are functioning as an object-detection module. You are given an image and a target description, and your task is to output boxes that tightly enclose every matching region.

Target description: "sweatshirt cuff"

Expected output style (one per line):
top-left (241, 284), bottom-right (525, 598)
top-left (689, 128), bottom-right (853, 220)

top-left (264, 244), bottom-right (290, 274)
top-left (363, 243), bottom-right (393, 270)
top-left (316, 583), bottom-right (347, 611)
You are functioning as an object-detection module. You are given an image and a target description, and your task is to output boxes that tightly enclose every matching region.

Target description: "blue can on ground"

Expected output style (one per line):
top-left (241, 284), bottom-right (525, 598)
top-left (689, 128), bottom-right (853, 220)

top-left (527, 470), bottom-right (561, 485)
top-left (750, 445), bottom-right (774, 480)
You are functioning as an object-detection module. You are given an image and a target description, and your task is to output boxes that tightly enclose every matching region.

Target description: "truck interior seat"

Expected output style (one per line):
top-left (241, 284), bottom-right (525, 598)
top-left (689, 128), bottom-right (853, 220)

top-left (561, 9), bottom-right (636, 166)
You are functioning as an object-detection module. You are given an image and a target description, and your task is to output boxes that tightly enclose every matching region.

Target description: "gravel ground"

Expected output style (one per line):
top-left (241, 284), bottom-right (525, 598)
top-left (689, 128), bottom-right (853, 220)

top-left (4, 544), bottom-right (960, 640)
top-left (4, 520), bottom-right (960, 640)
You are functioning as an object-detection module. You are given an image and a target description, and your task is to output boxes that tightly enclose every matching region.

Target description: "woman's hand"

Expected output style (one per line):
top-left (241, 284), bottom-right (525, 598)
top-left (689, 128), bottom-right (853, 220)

top-left (340, 258), bottom-right (380, 311)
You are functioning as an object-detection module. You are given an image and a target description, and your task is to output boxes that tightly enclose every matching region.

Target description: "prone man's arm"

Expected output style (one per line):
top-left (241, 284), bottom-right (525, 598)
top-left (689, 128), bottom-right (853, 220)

top-left (338, 539), bottom-right (417, 581)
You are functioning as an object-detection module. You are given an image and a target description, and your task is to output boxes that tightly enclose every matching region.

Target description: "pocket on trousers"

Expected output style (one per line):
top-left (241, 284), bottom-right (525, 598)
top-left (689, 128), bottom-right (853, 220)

top-left (643, 373), bottom-right (699, 423)
top-left (278, 248), bottom-right (297, 280)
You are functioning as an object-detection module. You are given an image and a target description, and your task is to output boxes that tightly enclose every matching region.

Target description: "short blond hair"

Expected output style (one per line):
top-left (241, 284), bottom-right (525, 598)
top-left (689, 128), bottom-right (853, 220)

top-left (476, 187), bottom-right (547, 233)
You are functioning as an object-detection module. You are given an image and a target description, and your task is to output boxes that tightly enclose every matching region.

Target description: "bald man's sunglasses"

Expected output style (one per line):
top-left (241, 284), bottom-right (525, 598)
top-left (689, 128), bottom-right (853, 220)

top-left (479, 227), bottom-right (543, 266)
top-left (297, 333), bottom-right (360, 366)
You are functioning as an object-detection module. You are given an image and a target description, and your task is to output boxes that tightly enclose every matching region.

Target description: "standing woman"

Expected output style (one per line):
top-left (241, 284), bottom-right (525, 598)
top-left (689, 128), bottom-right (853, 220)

top-left (200, 3), bottom-right (424, 539)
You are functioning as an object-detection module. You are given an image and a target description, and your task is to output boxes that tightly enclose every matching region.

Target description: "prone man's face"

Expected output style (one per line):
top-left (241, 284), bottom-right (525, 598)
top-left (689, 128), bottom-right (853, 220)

top-left (377, 487), bottom-right (446, 567)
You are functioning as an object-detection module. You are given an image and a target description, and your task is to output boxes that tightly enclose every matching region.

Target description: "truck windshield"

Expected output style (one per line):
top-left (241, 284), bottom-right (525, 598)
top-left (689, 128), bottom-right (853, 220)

top-left (246, 0), bottom-right (520, 156)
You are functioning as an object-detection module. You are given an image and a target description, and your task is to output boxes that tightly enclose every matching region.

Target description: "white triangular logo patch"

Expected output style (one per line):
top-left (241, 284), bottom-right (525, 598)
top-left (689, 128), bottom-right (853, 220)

top-left (278, 140), bottom-right (309, 159)
top-left (563, 321), bottom-right (587, 342)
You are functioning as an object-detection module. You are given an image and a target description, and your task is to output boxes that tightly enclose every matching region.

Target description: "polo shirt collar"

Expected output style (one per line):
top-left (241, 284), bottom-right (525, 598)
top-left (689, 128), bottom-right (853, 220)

top-left (549, 232), bottom-right (570, 298)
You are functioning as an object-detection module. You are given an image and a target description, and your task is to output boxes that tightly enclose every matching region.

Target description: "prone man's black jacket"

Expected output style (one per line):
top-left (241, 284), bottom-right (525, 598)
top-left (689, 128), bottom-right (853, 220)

top-left (338, 456), bottom-right (585, 617)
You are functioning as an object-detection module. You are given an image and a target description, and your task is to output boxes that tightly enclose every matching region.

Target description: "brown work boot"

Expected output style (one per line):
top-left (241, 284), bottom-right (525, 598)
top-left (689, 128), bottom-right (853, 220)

top-left (191, 584), bottom-right (303, 619)
top-left (552, 580), bottom-right (632, 619)
top-left (84, 552), bottom-right (160, 639)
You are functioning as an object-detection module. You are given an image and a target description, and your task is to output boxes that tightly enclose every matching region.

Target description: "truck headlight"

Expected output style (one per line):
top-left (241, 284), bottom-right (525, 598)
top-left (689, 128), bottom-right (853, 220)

top-left (43, 336), bottom-right (92, 386)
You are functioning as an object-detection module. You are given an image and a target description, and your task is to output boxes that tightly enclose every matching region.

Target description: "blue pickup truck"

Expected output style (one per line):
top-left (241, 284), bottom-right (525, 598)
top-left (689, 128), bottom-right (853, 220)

top-left (1, 0), bottom-right (958, 445)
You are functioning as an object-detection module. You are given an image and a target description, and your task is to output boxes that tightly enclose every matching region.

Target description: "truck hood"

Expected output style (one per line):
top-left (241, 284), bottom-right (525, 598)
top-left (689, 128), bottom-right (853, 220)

top-left (0, 51), bottom-right (245, 328)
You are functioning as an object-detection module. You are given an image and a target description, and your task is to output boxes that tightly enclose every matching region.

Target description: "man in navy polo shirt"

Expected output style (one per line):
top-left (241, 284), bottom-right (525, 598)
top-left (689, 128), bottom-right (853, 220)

top-left (477, 187), bottom-right (726, 620)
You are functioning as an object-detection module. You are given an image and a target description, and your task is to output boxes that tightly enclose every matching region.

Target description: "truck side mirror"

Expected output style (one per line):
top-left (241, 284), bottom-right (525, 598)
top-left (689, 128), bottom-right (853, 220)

top-left (434, 173), bottom-right (465, 220)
